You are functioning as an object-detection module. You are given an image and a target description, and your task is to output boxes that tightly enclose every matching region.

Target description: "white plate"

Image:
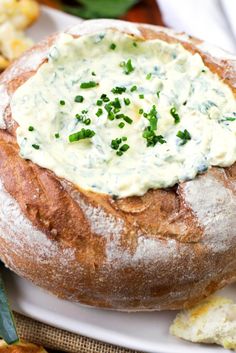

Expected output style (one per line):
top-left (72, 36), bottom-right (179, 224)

top-left (2, 266), bottom-right (235, 353)
top-left (5, 6), bottom-right (235, 353)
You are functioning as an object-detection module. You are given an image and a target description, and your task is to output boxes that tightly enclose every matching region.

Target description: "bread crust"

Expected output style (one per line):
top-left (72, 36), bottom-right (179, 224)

top-left (0, 19), bottom-right (235, 311)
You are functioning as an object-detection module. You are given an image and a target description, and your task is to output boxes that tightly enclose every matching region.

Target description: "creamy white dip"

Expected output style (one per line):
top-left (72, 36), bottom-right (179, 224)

top-left (11, 30), bottom-right (236, 198)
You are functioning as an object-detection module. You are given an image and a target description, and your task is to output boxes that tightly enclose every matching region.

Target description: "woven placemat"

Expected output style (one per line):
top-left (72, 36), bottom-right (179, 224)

top-left (14, 312), bottom-right (142, 353)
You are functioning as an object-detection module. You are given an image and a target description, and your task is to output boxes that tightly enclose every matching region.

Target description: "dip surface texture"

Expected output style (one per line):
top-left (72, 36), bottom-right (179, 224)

top-left (11, 30), bottom-right (236, 197)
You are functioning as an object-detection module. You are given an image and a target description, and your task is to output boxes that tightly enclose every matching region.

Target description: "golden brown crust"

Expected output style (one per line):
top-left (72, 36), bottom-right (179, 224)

top-left (0, 20), bottom-right (235, 311)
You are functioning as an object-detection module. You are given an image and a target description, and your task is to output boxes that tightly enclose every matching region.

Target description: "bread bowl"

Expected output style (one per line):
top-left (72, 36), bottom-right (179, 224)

top-left (0, 19), bottom-right (235, 311)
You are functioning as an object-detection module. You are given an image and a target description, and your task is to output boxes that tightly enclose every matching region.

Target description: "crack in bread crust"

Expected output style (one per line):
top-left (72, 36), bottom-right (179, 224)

top-left (0, 19), bottom-right (235, 310)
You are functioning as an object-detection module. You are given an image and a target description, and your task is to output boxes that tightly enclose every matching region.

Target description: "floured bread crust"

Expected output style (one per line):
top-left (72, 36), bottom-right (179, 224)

top-left (0, 19), bottom-right (235, 311)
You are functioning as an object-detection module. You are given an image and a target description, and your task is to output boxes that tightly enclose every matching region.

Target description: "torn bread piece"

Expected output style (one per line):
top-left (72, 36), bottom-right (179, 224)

top-left (0, 22), bottom-right (33, 65)
top-left (170, 296), bottom-right (236, 351)
top-left (0, 0), bottom-right (39, 70)
top-left (0, 0), bottom-right (39, 30)
top-left (0, 340), bottom-right (47, 353)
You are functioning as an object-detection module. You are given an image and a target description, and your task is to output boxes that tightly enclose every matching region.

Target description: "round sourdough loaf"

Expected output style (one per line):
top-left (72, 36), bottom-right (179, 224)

top-left (0, 19), bottom-right (235, 311)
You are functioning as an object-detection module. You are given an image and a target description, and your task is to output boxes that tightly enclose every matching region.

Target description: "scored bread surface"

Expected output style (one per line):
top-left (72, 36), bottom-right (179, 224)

top-left (0, 19), bottom-right (235, 310)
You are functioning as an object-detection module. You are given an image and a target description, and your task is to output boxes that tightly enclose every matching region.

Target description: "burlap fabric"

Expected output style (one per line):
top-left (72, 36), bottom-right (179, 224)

top-left (14, 312), bottom-right (142, 353)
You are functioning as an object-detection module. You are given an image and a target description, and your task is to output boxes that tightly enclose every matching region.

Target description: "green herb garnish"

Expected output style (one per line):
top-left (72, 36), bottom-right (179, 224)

top-left (156, 91), bottom-right (160, 98)
top-left (146, 73), bottom-right (152, 80)
top-left (111, 86), bottom-right (126, 94)
top-left (32, 144), bottom-right (40, 150)
top-left (112, 98), bottom-right (121, 109)
top-left (225, 117), bottom-right (236, 121)
top-left (100, 93), bottom-right (110, 102)
top-left (74, 95), bottom-right (84, 103)
top-left (124, 98), bottom-right (130, 106)
top-left (80, 81), bottom-right (98, 89)
top-left (116, 113), bottom-right (125, 119)
top-left (111, 138), bottom-right (122, 150)
top-left (118, 122), bottom-right (125, 128)
top-left (110, 43), bottom-right (116, 50)
top-left (69, 128), bottom-right (95, 142)
top-left (133, 42), bottom-right (137, 47)
top-left (55, 133), bottom-right (60, 138)
top-left (96, 108), bottom-right (103, 117)
top-left (91, 71), bottom-right (96, 76)
top-left (117, 144), bottom-right (129, 155)
top-left (28, 126), bottom-right (34, 131)
top-left (60, 100), bottom-right (65, 105)
top-left (170, 107), bottom-right (180, 124)
top-left (130, 85), bottom-right (137, 92)
top-left (111, 138), bottom-right (129, 156)
top-left (143, 127), bottom-right (166, 147)
top-left (84, 118), bottom-right (91, 125)
top-left (139, 94), bottom-right (144, 99)
top-left (122, 59), bottom-right (135, 75)
top-left (97, 99), bottom-right (103, 106)
top-left (139, 108), bottom-right (144, 114)
top-left (176, 129), bottom-right (191, 145)
top-left (120, 144), bottom-right (129, 152)
top-left (123, 116), bottom-right (133, 124)
top-left (108, 112), bottom-right (115, 120)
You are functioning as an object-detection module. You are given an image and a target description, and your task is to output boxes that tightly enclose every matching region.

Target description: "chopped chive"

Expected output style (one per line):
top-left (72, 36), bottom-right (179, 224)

top-left (96, 108), bottom-right (103, 117)
top-left (124, 98), bottom-right (131, 106)
top-left (60, 100), bottom-right (65, 105)
top-left (96, 99), bottom-right (103, 106)
top-left (146, 73), bottom-right (152, 80)
top-left (176, 129), bottom-right (191, 145)
top-left (116, 113), bottom-right (125, 120)
top-left (32, 144), bottom-right (40, 150)
top-left (120, 144), bottom-right (129, 152)
top-left (225, 117), bottom-right (236, 121)
top-left (105, 103), bottom-right (112, 113)
top-left (55, 133), bottom-right (60, 138)
top-left (143, 127), bottom-right (166, 147)
top-left (91, 71), bottom-right (96, 76)
top-left (84, 118), bottom-right (91, 125)
top-left (139, 94), bottom-right (144, 99)
top-left (69, 128), bottom-right (95, 142)
top-left (111, 138), bottom-right (122, 150)
top-left (116, 150), bottom-right (123, 156)
top-left (100, 94), bottom-right (110, 102)
top-left (149, 116), bottom-right (157, 130)
top-left (112, 98), bottom-right (121, 109)
top-left (80, 81), bottom-right (98, 89)
top-left (118, 122), bottom-right (125, 128)
top-left (110, 43), bottom-right (116, 50)
top-left (139, 108), bottom-right (144, 114)
top-left (130, 85), bottom-right (137, 92)
top-left (202, 69), bottom-right (206, 73)
top-left (108, 112), bottom-right (115, 120)
top-left (74, 95), bottom-right (84, 103)
top-left (156, 91), bottom-right (160, 98)
top-left (28, 126), bottom-right (34, 131)
top-left (111, 86), bottom-right (126, 94)
top-left (123, 116), bottom-right (133, 124)
top-left (122, 59), bottom-right (135, 75)
top-left (133, 42), bottom-right (137, 47)
top-left (122, 136), bottom-right (127, 141)
top-left (170, 107), bottom-right (180, 124)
